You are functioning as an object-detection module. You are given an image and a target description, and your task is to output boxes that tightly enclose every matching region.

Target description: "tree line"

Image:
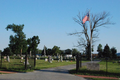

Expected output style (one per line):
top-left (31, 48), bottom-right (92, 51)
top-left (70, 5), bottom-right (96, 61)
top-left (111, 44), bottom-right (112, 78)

top-left (37, 45), bottom-right (80, 56)
top-left (97, 44), bottom-right (117, 59)
top-left (1, 24), bottom-right (40, 56)
top-left (0, 23), bottom-right (80, 57)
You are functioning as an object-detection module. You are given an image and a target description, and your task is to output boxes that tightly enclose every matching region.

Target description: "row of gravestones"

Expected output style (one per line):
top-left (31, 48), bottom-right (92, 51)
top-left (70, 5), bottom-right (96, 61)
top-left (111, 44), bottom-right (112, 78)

top-left (45, 55), bottom-right (63, 63)
top-left (45, 55), bottom-right (77, 63)
top-left (3, 56), bottom-right (30, 66)
top-left (37, 55), bottom-right (76, 60)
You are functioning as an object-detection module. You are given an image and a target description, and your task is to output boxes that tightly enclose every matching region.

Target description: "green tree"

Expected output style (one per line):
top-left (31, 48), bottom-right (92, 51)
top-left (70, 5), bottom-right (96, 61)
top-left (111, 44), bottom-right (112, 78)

top-left (0, 50), bottom-right (2, 53)
top-left (97, 44), bottom-right (103, 57)
top-left (60, 50), bottom-right (64, 56)
top-left (72, 48), bottom-right (80, 56)
top-left (111, 47), bottom-right (117, 59)
top-left (27, 36), bottom-right (40, 67)
top-left (6, 24), bottom-right (27, 55)
top-left (52, 46), bottom-right (60, 56)
top-left (27, 36), bottom-right (40, 54)
top-left (69, 11), bottom-right (113, 60)
top-left (37, 49), bottom-right (42, 54)
top-left (47, 48), bottom-right (52, 55)
top-left (103, 44), bottom-right (111, 58)
top-left (2, 47), bottom-right (13, 56)
top-left (65, 49), bottom-right (72, 54)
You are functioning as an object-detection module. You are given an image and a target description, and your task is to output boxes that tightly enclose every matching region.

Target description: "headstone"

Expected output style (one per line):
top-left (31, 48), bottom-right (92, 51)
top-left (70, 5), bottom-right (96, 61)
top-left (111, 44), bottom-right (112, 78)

top-left (60, 55), bottom-right (63, 62)
top-left (52, 58), bottom-right (54, 61)
top-left (14, 54), bottom-right (16, 56)
top-left (21, 57), bottom-right (23, 59)
top-left (45, 58), bottom-right (48, 61)
top-left (4, 56), bottom-right (6, 59)
top-left (74, 56), bottom-right (76, 61)
top-left (87, 63), bottom-right (99, 71)
top-left (24, 58), bottom-right (29, 65)
top-left (36, 58), bottom-right (37, 60)
top-left (7, 56), bottom-right (10, 62)
top-left (48, 56), bottom-right (52, 63)
top-left (54, 56), bottom-right (56, 59)
top-left (66, 60), bottom-right (68, 62)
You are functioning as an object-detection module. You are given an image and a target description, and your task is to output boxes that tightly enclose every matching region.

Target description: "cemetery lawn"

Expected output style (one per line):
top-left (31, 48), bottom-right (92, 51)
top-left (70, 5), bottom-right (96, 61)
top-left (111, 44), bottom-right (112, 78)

top-left (0, 59), bottom-right (34, 72)
top-left (0, 59), bottom-right (88, 72)
top-left (35, 60), bottom-right (88, 70)
top-left (69, 60), bottom-right (120, 78)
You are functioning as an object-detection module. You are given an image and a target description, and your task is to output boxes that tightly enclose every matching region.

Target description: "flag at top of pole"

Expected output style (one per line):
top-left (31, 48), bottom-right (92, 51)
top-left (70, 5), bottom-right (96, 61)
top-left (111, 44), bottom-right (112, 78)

top-left (82, 12), bottom-right (89, 24)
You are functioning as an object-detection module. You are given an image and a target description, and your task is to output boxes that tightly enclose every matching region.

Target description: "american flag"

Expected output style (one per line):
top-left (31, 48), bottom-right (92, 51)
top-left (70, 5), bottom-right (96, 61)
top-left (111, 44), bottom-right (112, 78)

top-left (82, 13), bottom-right (89, 24)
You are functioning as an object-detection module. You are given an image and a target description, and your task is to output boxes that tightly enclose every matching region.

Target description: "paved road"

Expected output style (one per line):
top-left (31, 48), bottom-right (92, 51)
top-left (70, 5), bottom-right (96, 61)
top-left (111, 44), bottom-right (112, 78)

top-left (0, 61), bottom-right (100, 80)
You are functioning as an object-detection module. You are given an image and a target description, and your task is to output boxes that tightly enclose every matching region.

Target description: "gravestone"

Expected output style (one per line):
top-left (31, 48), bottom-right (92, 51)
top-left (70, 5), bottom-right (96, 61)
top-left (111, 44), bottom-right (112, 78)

top-left (27, 58), bottom-right (29, 65)
top-left (74, 56), bottom-right (76, 61)
top-left (48, 56), bottom-right (52, 63)
top-left (4, 56), bottom-right (6, 59)
top-left (21, 57), bottom-right (23, 59)
top-left (30, 51), bottom-right (31, 57)
top-left (52, 58), bottom-right (54, 61)
top-left (7, 56), bottom-right (10, 62)
top-left (87, 63), bottom-right (99, 71)
top-left (13, 54), bottom-right (16, 56)
top-left (24, 58), bottom-right (29, 65)
top-left (60, 55), bottom-right (63, 62)
top-left (45, 58), bottom-right (48, 61)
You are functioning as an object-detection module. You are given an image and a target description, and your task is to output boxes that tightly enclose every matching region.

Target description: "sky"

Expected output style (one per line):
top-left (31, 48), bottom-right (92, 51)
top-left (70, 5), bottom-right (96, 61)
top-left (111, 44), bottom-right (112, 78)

top-left (0, 0), bottom-right (120, 53)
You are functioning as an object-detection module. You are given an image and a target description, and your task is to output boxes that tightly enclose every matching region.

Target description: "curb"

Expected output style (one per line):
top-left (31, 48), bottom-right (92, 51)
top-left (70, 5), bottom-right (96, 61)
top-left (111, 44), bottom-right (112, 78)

top-left (76, 74), bottom-right (119, 80)
top-left (0, 71), bottom-right (17, 74)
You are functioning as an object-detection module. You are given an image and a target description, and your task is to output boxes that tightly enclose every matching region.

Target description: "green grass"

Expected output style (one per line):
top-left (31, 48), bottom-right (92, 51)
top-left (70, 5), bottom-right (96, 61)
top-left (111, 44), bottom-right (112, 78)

top-left (0, 59), bottom-right (33, 72)
top-left (69, 60), bottom-right (120, 78)
top-left (35, 60), bottom-right (76, 69)
top-left (0, 58), bottom-right (88, 72)
top-left (35, 60), bottom-right (88, 69)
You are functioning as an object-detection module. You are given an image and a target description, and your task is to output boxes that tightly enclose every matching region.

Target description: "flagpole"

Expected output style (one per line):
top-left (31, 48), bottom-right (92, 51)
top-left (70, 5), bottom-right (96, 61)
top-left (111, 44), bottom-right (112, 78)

top-left (89, 10), bottom-right (92, 62)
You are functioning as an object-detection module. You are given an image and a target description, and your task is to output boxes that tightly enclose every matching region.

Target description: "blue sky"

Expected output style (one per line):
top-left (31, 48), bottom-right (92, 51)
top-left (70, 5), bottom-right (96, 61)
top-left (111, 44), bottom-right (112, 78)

top-left (0, 0), bottom-right (120, 53)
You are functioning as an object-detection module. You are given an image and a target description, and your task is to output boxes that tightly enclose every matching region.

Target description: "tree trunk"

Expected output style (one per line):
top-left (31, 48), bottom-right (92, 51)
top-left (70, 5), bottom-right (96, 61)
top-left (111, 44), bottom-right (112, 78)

top-left (21, 48), bottom-right (22, 56)
top-left (86, 44), bottom-right (91, 60)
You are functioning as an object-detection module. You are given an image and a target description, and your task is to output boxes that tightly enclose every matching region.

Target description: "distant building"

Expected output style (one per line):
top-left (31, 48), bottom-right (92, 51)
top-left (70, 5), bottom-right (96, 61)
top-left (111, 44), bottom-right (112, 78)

top-left (116, 53), bottom-right (120, 58)
top-left (65, 54), bottom-right (72, 58)
top-left (116, 53), bottom-right (120, 56)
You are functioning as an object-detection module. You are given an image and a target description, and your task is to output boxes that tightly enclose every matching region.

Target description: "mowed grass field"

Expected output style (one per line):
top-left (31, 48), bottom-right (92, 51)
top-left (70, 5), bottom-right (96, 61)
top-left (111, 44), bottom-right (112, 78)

top-left (69, 60), bottom-right (120, 78)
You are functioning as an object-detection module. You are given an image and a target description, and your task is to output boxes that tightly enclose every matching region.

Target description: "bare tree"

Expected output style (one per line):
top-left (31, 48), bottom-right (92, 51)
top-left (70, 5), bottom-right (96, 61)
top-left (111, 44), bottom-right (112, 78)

top-left (69, 11), bottom-right (113, 60)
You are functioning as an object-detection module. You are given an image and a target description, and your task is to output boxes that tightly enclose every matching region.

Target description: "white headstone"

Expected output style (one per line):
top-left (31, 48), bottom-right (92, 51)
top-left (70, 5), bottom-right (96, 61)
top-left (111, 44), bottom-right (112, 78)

top-left (21, 57), bottom-right (23, 59)
top-left (45, 58), bottom-right (48, 61)
top-left (7, 56), bottom-right (10, 62)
